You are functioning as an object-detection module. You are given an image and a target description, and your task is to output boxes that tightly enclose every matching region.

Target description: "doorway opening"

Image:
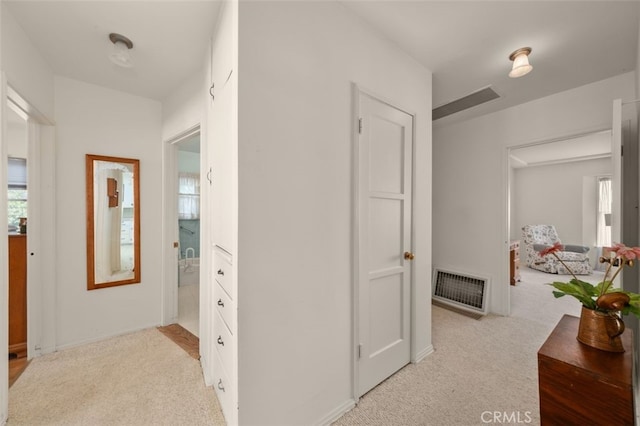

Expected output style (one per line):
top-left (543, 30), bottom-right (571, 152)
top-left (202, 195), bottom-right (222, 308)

top-left (7, 102), bottom-right (28, 366)
top-left (506, 129), bottom-right (612, 325)
top-left (175, 132), bottom-right (201, 337)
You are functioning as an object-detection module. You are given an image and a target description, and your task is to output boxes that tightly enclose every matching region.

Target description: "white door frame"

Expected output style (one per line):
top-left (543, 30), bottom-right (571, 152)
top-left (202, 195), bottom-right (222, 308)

top-left (7, 85), bottom-right (55, 359)
top-left (1, 72), bottom-right (8, 425)
top-left (503, 126), bottom-right (613, 315)
top-left (2, 79), bottom-right (55, 422)
top-left (351, 84), bottom-right (417, 399)
top-left (161, 124), bottom-right (201, 328)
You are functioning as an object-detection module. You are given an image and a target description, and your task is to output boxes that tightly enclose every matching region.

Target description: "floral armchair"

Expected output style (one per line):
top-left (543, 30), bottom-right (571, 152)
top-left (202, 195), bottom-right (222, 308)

top-left (521, 224), bottom-right (592, 275)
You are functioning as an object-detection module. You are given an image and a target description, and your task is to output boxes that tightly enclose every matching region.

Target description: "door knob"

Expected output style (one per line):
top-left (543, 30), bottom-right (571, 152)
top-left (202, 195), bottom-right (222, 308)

top-left (404, 251), bottom-right (415, 260)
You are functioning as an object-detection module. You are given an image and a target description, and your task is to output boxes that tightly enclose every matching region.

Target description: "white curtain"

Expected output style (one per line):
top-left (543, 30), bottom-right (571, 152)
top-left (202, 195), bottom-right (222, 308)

top-left (179, 173), bottom-right (200, 219)
top-left (596, 177), bottom-right (612, 247)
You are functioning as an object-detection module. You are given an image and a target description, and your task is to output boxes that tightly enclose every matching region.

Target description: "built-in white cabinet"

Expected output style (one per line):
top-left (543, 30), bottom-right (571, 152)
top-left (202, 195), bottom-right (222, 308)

top-left (212, 247), bottom-right (236, 423)
top-left (209, 75), bottom-right (235, 254)
top-left (205, 2), bottom-right (239, 424)
top-left (120, 218), bottom-right (133, 244)
top-left (122, 172), bottom-right (134, 208)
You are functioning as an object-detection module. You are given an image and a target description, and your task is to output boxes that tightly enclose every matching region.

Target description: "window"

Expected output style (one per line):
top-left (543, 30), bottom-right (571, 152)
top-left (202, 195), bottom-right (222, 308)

top-left (8, 189), bottom-right (28, 229)
top-left (178, 173), bottom-right (200, 219)
top-left (7, 157), bottom-right (27, 230)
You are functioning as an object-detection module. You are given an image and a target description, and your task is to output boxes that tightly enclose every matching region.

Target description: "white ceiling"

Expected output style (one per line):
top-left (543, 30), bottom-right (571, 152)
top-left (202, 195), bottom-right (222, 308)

top-left (4, 1), bottom-right (639, 124)
top-left (5, 1), bottom-right (221, 101)
top-left (343, 1), bottom-right (640, 126)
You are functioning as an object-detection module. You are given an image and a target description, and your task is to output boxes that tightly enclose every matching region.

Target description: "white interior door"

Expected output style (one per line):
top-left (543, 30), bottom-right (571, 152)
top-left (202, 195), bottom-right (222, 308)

top-left (357, 91), bottom-right (413, 397)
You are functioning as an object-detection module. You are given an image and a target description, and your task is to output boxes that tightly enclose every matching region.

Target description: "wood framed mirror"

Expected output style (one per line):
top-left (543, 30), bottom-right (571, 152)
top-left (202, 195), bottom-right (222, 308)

top-left (86, 154), bottom-right (140, 290)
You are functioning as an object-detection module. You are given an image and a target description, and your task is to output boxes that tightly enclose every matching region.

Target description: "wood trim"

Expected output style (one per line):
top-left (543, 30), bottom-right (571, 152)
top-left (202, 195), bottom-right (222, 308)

top-left (86, 154), bottom-right (141, 290)
top-left (9, 234), bottom-right (27, 354)
top-left (8, 342), bottom-right (27, 359)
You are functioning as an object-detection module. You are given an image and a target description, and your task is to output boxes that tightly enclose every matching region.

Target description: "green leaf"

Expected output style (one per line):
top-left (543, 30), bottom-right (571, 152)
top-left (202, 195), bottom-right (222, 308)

top-left (619, 293), bottom-right (640, 319)
top-left (547, 281), bottom-right (596, 309)
top-left (621, 303), bottom-right (640, 318)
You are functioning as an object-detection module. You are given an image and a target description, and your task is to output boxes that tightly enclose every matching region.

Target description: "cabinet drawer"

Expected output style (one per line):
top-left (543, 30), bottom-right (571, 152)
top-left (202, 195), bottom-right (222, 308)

top-left (214, 281), bottom-right (235, 334)
top-left (212, 348), bottom-right (236, 423)
top-left (214, 310), bottom-right (235, 371)
top-left (213, 249), bottom-right (233, 297)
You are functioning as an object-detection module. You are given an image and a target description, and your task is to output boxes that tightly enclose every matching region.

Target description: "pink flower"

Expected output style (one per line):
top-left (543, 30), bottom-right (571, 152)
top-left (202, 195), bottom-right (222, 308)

top-left (611, 243), bottom-right (640, 260)
top-left (538, 242), bottom-right (564, 257)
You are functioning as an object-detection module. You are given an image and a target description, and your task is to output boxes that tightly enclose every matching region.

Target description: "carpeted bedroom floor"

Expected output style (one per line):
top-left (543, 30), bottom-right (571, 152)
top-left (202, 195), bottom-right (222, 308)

top-left (335, 266), bottom-right (591, 426)
top-left (8, 266), bottom-right (595, 425)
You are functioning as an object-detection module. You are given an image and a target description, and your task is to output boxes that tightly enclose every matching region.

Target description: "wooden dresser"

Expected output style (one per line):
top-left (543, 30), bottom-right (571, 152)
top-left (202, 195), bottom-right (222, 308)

top-left (9, 234), bottom-right (27, 358)
top-left (509, 240), bottom-right (520, 285)
top-left (538, 315), bottom-right (634, 425)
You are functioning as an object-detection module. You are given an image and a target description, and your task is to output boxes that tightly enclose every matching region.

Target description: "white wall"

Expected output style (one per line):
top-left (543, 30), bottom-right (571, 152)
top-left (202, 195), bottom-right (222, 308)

top-left (7, 109), bottom-right (27, 158)
top-left (1, 4), bottom-right (54, 121)
top-left (512, 158), bottom-right (611, 265)
top-left (162, 71), bottom-right (204, 142)
top-left (512, 158), bottom-right (611, 242)
top-left (434, 72), bottom-right (636, 315)
top-left (1, 4), bottom-right (56, 421)
top-left (237, 2), bottom-right (432, 424)
top-left (178, 151), bottom-right (200, 173)
top-left (54, 76), bottom-right (163, 348)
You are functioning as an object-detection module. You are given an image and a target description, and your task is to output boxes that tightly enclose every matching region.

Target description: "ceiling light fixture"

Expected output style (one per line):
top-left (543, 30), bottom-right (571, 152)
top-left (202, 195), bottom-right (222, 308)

top-left (508, 47), bottom-right (532, 78)
top-left (109, 33), bottom-right (134, 68)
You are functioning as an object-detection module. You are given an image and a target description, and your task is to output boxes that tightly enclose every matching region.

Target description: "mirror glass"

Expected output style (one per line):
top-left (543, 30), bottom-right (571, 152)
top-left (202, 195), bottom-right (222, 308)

top-left (86, 154), bottom-right (140, 290)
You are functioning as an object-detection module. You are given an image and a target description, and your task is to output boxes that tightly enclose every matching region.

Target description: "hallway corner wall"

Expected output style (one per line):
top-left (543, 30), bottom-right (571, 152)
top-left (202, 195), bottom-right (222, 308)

top-left (236, 2), bottom-right (433, 424)
top-left (54, 76), bottom-right (163, 349)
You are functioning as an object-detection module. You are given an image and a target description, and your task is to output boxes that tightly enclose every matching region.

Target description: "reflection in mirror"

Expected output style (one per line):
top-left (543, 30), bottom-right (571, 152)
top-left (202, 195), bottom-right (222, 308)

top-left (86, 154), bottom-right (140, 290)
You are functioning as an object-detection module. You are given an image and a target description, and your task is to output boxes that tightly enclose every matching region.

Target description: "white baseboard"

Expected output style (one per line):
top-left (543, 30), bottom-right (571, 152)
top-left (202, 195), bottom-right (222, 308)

top-left (413, 344), bottom-right (435, 363)
top-left (200, 354), bottom-right (213, 387)
top-left (315, 399), bottom-right (357, 426)
top-left (53, 323), bottom-right (160, 352)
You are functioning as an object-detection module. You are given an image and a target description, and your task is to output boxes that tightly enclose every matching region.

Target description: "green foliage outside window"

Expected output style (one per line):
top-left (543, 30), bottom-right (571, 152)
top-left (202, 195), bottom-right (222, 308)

top-left (8, 189), bottom-right (27, 228)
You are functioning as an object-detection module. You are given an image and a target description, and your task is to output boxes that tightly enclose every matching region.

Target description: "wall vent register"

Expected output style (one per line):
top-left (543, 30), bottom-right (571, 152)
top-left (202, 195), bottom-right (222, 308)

top-left (432, 269), bottom-right (488, 314)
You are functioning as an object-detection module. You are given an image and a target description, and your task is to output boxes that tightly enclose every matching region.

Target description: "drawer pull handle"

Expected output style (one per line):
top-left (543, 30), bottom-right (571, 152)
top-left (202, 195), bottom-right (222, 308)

top-left (217, 336), bottom-right (224, 346)
top-left (217, 299), bottom-right (224, 307)
top-left (217, 269), bottom-right (225, 276)
top-left (217, 379), bottom-right (225, 392)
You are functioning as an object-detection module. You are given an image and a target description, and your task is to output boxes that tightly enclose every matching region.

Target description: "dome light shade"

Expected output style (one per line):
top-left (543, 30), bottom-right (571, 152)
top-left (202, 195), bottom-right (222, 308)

top-left (109, 33), bottom-right (134, 68)
top-left (508, 47), bottom-right (532, 78)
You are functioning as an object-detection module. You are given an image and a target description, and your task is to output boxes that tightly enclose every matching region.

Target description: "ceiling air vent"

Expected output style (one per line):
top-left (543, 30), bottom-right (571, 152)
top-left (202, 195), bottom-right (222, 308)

top-left (432, 86), bottom-right (500, 121)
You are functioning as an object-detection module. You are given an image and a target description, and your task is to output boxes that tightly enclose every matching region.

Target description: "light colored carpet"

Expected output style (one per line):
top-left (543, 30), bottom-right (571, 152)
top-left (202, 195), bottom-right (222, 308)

top-left (335, 267), bottom-right (591, 426)
top-left (8, 328), bottom-right (224, 425)
top-left (335, 306), bottom-right (548, 426)
top-left (510, 266), bottom-right (603, 328)
top-left (9, 267), bottom-right (588, 425)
